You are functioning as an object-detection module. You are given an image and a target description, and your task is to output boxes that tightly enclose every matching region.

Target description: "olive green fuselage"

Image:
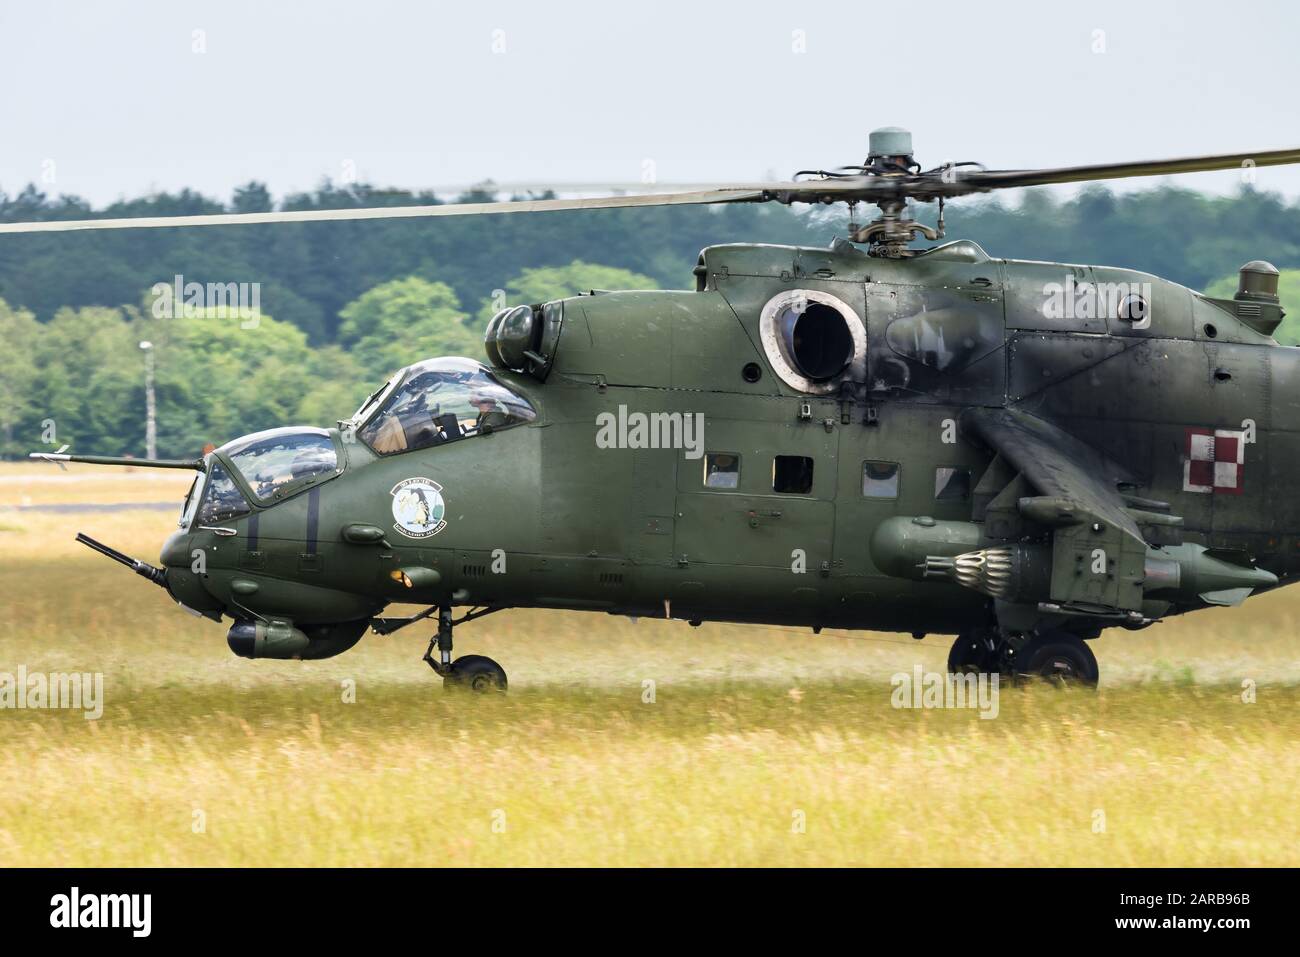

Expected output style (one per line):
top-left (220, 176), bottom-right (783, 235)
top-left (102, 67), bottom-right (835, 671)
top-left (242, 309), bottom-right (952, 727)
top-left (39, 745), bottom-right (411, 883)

top-left (162, 240), bottom-right (1300, 642)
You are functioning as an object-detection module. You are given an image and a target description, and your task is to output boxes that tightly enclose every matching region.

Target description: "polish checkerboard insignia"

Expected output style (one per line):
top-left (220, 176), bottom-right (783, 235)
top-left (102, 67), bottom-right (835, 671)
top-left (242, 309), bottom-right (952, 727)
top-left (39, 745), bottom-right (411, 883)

top-left (1183, 427), bottom-right (1245, 494)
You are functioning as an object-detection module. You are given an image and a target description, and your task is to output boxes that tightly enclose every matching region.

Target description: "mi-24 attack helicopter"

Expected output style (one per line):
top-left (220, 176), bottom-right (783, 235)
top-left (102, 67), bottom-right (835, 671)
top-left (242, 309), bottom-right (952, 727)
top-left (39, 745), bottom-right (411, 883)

top-left (17, 127), bottom-right (1300, 690)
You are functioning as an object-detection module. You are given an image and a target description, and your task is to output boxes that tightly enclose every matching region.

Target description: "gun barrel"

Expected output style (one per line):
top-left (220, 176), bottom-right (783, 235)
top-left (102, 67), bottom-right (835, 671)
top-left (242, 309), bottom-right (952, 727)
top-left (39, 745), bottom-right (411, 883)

top-left (75, 533), bottom-right (168, 587)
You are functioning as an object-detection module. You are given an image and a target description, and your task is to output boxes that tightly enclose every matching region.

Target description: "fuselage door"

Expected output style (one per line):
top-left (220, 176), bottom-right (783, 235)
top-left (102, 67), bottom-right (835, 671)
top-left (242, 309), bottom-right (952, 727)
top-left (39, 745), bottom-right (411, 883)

top-left (674, 421), bottom-right (838, 571)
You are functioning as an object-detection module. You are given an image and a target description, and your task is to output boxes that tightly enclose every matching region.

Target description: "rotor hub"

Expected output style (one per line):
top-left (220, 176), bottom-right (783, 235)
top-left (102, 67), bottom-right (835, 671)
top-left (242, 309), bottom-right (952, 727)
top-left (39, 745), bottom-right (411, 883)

top-left (867, 126), bottom-right (914, 161)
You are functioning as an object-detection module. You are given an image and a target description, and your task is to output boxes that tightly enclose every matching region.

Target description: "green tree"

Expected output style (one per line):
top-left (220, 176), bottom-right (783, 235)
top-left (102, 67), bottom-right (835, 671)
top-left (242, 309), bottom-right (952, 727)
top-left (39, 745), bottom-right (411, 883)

top-left (297, 345), bottom-right (371, 426)
top-left (32, 306), bottom-right (142, 456)
top-left (0, 299), bottom-right (41, 455)
top-left (143, 307), bottom-right (326, 456)
top-left (337, 276), bottom-right (479, 379)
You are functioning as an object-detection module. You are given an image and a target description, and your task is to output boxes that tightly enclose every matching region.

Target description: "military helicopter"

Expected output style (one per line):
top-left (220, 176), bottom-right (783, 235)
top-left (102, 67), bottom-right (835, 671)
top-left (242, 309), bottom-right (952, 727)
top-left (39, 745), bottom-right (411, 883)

top-left (18, 127), bottom-right (1300, 690)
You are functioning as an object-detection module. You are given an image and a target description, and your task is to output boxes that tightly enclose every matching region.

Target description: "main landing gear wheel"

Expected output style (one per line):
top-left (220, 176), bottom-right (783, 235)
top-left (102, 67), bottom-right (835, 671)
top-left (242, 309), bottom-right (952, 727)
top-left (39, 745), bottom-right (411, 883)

top-left (1013, 632), bottom-right (1099, 688)
top-left (948, 629), bottom-right (1003, 676)
top-left (444, 655), bottom-right (508, 693)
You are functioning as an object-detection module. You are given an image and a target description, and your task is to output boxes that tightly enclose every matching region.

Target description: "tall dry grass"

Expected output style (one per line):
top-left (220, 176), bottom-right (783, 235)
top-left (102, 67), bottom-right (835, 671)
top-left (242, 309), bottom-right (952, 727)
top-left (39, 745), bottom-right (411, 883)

top-left (1, 464), bottom-right (1297, 866)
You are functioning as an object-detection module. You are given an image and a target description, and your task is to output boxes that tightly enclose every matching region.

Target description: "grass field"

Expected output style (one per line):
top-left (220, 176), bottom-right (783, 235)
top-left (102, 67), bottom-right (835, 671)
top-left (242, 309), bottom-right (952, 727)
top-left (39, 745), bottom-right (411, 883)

top-left (1, 465), bottom-right (1298, 866)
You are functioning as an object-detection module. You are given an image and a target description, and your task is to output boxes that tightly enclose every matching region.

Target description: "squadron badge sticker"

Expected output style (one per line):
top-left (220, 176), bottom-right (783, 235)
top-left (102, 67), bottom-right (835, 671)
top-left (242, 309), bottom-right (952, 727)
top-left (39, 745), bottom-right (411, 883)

top-left (390, 477), bottom-right (447, 538)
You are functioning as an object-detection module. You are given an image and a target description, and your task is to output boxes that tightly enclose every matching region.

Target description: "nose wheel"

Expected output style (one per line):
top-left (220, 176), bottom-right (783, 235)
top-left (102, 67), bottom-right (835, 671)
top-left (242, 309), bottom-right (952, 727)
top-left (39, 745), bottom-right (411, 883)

top-left (444, 655), bottom-right (508, 693)
top-left (421, 605), bottom-right (509, 693)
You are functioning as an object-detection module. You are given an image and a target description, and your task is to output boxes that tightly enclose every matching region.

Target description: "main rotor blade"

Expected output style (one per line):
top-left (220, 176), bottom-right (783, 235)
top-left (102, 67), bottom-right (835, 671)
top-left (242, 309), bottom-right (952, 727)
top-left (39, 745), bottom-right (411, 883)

top-left (963, 146), bottom-right (1300, 191)
top-left (755, 146), bottom-right (1300, 203)
top-left (6, 145), bottom-right (1297, 236)
top-left (0, 187), bottom-right (769, 234)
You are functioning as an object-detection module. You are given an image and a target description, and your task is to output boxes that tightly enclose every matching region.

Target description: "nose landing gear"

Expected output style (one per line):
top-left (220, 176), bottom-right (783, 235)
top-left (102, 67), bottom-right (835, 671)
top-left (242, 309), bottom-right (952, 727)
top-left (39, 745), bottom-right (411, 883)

top-left (421, 605), bottom-right (509, 693)
top-left (442, 655), bottom-right (509, 692)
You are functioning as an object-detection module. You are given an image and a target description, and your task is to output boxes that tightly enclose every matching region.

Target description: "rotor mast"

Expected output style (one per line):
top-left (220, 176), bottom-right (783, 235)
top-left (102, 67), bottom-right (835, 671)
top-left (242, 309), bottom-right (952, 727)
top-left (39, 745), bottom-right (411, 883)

top-left (848, 128), bottom-right (943, 257)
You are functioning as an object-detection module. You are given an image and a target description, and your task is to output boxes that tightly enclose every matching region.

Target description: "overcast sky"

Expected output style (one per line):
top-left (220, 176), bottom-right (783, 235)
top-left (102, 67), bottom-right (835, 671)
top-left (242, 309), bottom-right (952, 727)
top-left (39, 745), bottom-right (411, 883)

top-left (2, 0), bottom-right (1298, 206)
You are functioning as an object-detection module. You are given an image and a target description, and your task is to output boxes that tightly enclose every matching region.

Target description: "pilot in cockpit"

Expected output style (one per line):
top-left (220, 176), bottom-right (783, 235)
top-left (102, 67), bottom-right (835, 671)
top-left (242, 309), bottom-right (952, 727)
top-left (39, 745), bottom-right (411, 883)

top-left (468, 391), bottom-right (511, 432)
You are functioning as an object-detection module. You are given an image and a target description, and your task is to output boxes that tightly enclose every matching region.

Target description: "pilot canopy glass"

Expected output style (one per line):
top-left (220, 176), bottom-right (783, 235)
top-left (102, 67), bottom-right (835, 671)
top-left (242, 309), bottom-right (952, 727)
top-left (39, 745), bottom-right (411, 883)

top-left (357, 358), bottom-right (536, 455)
top-left (222, 427), bottom-right (338, 502)
top-left (196, 461), bottom-right (251, 524)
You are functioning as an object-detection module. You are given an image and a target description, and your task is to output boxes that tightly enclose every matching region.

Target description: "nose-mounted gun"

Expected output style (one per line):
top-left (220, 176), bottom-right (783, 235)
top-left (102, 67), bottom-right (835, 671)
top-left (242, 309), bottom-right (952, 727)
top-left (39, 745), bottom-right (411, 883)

top-left (75, 533), bottom-right (168, 588)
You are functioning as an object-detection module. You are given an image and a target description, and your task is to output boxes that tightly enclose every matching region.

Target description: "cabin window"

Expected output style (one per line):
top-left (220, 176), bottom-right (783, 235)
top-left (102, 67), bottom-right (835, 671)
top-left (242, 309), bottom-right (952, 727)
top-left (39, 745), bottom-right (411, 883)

top-left (179, 472), bottom-right (205, 528)
top-left (934, 466), bottom-right (971, 502)
top-left (703, 452), bottom-right (740, 489)
top-left (196, 462), bottom-right (251, 525)
top-left (773, 455), bottom-right (814, 494)
top-left (863, 461), bottom-right (900, 498)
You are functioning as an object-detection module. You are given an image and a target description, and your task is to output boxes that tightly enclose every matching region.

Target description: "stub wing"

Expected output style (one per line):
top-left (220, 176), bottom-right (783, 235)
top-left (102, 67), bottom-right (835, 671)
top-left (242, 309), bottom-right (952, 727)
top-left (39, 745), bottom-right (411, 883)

top-left (963, 407), bottom-right (1148, 549)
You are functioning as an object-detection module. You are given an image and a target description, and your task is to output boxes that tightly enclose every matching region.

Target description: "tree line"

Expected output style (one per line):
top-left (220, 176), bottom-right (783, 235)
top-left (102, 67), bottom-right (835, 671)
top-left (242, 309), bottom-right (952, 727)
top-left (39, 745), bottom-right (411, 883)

top-left (1, 178), bottom-right (1298, 458)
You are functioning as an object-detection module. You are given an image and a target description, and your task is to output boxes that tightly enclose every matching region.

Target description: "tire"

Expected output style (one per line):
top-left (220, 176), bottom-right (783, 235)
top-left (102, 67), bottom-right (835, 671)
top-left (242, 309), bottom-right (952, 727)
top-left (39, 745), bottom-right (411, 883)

top-left (948, 630), bottom-right (1002, 675)
top-left (444, 654), bottom-right (508, 693)
top-left (1013, 633), bottom-right (1099, 687)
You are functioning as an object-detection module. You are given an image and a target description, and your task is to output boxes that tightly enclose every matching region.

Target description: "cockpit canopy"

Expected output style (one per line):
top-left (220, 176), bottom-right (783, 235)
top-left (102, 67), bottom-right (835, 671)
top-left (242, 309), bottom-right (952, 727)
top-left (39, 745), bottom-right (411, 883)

top-left (176, 361), bottom-right (536, 531)
top-left (179, 427), bottom-right (340, 529)
top-left (352, 357), bottom-right (536, 456)
top-left (221, 427), bottom-right (339, 503)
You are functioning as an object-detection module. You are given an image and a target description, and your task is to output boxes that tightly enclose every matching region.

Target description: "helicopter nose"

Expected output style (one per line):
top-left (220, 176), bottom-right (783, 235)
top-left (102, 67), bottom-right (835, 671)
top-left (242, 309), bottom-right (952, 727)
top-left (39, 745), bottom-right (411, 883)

top-left (160, 530), bottom-right (191, 568)
top-left (159, 530), bottom-right (225, 616)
